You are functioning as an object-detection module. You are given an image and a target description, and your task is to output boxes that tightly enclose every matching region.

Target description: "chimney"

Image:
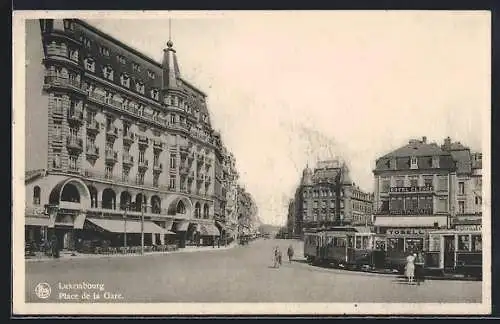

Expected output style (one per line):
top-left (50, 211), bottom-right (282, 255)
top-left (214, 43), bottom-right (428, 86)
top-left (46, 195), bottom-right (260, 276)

top-left (422, 136), bottom-right (427, 143)
top-left (442, 136), bottom-right (452, 150)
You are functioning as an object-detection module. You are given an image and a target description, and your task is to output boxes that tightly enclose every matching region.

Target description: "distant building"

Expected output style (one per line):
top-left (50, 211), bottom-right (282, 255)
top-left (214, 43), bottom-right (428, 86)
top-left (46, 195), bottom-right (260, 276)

top-left (292, 159), bottom-right (373, 235)
top-left (286, 199), bottom-right (295, 237)
top-left (372, 136), bottom-right (482, 250)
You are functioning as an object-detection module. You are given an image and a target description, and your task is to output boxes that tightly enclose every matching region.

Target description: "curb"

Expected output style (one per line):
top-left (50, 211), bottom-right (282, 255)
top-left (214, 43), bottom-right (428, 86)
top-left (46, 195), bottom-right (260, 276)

top-left (25, 244), bottom-right (239, 263)
top-left (293, 258), bottom-right (481, 281)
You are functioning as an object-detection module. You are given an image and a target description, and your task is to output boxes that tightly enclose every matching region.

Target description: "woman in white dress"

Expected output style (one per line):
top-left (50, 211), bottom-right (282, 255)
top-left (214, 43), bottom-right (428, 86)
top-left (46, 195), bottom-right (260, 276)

top-left (405, 253), bottom-right (416, 284)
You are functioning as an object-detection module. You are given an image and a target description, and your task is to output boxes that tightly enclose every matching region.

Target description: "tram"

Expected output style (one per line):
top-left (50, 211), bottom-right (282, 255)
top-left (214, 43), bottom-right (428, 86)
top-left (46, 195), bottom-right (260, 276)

top-left (303, 227), bottom-right (382, 269)
top-left (424, 229), bottom-right (482, 277)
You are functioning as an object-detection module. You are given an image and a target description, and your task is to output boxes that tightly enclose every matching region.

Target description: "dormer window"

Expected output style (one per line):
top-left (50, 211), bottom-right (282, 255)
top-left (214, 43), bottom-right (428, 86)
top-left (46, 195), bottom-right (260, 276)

top-left (150, 89), bottom-right (159, 100)
top-left (69, 49), bottom-right (79, 62)
top-left (63, 19), bottom-right (74, 31)
top-left (80, 36), bottom-right (91, 48)
top-left (103, 65), bottom-right (114, 81)
top-left (100, 46), bottom-right (110, 56)
top-left (410, 156), bottom-right (418, 169)
top-left (147, 70), bottom-right (156, 79)
top-left (84, 57), bottom-right (95, 72)
top-left (135, 81), bottom-right (145, 94)
top-left (132, 63), bottom-right (141, 72)
top-left (117, 55), bottom-right (126, 64)
top-left (120, 74), bottom-right (130, 88)
top-left (164, 95), bottom-right (172, 106)
top-left (432, 156), bottom-right (440, 168)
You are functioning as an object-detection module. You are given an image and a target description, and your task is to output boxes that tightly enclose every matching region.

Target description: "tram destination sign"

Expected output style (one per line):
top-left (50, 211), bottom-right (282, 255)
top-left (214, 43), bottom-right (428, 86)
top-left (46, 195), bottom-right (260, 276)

top-left (386, 228), bottom-right (430, 237)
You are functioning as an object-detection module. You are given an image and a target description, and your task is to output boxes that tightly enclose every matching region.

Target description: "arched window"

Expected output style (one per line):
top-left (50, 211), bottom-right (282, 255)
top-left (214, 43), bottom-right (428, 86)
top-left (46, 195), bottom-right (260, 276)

top-left (102, 188), bottom-right (116, 209)
top-left (176, 200), bottom-right (186, 214)
top-left (135, 193), bottom-right (147, 212)
top-left (203, 204), bottom-right (209, 219)
top-left (33, 186), bottom-right (41, 205)
top-left (195, 203), bottom-right (201, 219)
top-left (61, 184), bottom-right (80, 203)
top-left (120, 191), bottom-right (132, 210)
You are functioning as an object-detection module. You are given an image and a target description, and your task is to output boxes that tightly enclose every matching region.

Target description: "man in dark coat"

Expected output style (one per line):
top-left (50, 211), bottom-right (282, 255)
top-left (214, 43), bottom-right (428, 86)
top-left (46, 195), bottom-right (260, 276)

top-left (287, 245), bottom-right (294, 263)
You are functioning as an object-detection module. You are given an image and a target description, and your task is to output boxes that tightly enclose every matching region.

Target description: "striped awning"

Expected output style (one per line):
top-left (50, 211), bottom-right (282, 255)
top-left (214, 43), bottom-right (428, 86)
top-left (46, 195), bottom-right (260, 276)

top-left (173, 221), bottom-right (190, 232)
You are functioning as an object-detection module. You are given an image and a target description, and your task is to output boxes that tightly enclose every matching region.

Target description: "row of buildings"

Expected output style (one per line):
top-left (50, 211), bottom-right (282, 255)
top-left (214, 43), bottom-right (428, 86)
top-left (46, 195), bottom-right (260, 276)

top-left (24, 19), bottom-right (258, 251)
top-left (287, 136), bottom-right (483, 242)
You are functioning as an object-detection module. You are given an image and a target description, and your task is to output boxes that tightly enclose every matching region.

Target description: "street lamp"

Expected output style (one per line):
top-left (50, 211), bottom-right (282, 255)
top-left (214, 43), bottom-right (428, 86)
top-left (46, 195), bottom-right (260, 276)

top-left (141, 192), bottom-right (145, 255)
top-left (123, 202), bottom-right (129, 249)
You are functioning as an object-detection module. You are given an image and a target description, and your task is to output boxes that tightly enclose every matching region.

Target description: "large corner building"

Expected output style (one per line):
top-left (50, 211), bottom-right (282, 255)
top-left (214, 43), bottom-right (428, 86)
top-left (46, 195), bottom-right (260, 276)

top-left (24, 19), bottom-right (242, 250)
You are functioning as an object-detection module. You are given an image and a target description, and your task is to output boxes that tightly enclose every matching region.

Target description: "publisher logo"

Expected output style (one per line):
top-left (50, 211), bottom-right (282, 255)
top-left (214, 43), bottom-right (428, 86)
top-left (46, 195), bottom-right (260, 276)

top-left (35, 282), bottom-right (51, 299)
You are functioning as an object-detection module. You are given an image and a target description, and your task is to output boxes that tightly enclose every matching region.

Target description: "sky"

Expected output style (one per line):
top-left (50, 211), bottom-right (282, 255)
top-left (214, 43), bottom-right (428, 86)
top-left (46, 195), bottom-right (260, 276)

top-left (53, 11), bottom-right (491, 226)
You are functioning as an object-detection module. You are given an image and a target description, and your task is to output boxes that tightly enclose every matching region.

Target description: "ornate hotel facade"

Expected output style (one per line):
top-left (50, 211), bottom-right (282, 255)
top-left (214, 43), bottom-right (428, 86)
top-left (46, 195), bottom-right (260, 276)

top-left (289, 159), bottom-right (374, 237)
top-left (24, 19), bottom-right (242, 250)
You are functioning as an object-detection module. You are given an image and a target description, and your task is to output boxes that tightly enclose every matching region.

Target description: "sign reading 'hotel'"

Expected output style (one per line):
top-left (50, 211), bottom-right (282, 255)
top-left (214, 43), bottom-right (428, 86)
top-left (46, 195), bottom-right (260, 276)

top-left (389, 186), bottom-right (433, 193)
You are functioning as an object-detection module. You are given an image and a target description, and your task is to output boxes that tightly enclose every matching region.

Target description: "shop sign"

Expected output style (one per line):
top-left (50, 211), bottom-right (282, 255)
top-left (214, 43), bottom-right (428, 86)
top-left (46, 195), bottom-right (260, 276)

top-left (389, 186), bottom-right (433, 193)
top-left (455, 224), bottom-right (481, 231)
top-left (386, 228), bottom-right (429, 237)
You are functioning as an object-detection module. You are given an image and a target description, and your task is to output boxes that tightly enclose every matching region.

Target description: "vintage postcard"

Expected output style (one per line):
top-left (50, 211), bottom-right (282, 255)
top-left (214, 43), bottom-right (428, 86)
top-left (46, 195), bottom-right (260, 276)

top-left (12, 10), bottom-right (491, 315)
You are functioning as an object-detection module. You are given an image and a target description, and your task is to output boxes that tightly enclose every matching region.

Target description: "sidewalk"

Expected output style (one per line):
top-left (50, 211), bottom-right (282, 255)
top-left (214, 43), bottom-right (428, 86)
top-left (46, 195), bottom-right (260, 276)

top-left (25, 242), bottom-right (239, 262)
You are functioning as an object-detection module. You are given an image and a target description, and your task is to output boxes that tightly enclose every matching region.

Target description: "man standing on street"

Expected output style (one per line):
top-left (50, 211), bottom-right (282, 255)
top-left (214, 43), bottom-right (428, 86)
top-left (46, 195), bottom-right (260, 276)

top-left (287, 244), bottom-right (294, 263)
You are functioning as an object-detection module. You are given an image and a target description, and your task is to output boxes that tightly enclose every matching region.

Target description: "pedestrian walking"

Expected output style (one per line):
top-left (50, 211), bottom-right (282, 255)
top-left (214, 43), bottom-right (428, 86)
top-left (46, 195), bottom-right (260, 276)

top-left (414, 251), bottom-right (425, 285)
top-left (287, 244), bottom-right (294, 263)
top-left (273, 246), bottom-right (281, 268)
top-left (405, 253), bottom-right (416, 285)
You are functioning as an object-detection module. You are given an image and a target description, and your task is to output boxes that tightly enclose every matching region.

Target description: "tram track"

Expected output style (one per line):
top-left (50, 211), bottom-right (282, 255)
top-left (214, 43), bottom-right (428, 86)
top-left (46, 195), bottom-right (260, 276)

top-left (296, 259), bottom-right (482, 281)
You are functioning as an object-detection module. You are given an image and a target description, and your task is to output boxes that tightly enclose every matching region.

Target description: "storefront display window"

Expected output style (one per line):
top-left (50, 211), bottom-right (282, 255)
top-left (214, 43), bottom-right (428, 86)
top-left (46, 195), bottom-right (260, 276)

top-left (472, 235), bottom-right (482, 251)
top-left (355, 236), bottom-right (362, 249)
top-left (387, 238), bottom-right (404, 252)
top-left (458, 235), bottom-right (471, 251)
top-left (404, 238), bottom-right (423, 253)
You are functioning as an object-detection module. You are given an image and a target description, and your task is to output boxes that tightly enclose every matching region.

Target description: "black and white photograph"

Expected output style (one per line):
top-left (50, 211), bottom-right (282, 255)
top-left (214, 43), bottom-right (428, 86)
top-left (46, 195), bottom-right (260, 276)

top-left (12, 10), bottom-right (491, 315)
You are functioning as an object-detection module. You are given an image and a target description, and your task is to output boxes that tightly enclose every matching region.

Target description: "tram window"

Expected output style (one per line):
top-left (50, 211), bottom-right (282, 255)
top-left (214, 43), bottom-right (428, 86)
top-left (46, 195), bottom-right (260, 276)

top-left (375, 240), bottom-right (386, 250)
top-left (362, 236), bottom-right (369, 249)
top-left (458, 235), bottom-right (471, 251)
top-left (348, 236), bottom-right (354, 248)
top-left (405, 238), bottom-right (423, 253)
top-left (355, 236), bottom-right (362, 249)
top-left (334, 237), bottom-right (346, 247)
top-left (472, 235), bottom-right (482, 251)
top-left (387, 238), bottom-right (404, 252)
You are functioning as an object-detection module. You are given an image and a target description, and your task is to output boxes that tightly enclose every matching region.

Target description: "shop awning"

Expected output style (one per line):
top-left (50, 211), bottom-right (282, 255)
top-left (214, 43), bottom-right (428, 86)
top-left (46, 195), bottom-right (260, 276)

top-left (25, 217), bottom-right (50, 227)
top-left (354, 226), bottom-right (372, 233)
top-left (87, 218), bottom-right (173, 234)
top-left (374, 216), bottom-right (447, 228)
top-left (200, 224), bottom-right (220, 236)
top-left (173, 221), bottom-right (190, 232)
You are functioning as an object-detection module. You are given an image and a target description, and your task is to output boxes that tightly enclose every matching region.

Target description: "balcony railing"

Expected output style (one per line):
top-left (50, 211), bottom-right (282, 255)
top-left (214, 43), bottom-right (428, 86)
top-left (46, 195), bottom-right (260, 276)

top-left (46, 45), bottom-right (68, 58)
top-left (122, 154), bottom-right (134, 166)
top-left (106, 125), bottom-right (119, 139)
top-left (375, 209), bottom-right (434, 215)
top-left (180, 165), bottom-right (190, 175)
top-left (137, 135), bottom-right (149, 146)
top-left (153, 140), bottom-right (164, 151)
top-left (67, 110), bottom-right (84, 124)
top-left (86, 146), bottom-right (99, 159)
top-left (153, 163), bottom-right (163, 172)
top-left (44, 75), bottom-right (82, 91)
top-left (123, 131), bottom-right (135, 144)
top-left (105, 150), bottom-right (118, 164)
top-left (66, 136), bottom-right (83, 151)
top-left (138, 159), bottom-right (149, 169)
top-left (86, 119), bottom-right (100, 133)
